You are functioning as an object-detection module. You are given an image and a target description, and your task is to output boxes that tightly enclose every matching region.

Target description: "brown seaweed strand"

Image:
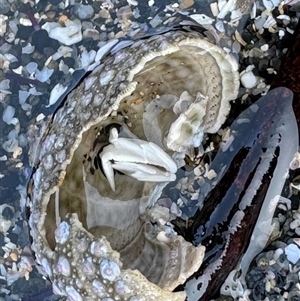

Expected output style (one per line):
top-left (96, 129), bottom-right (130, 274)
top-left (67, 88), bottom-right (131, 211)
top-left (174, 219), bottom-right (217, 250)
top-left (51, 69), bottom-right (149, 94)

top-left (271, 20), bottom-right (300, 130)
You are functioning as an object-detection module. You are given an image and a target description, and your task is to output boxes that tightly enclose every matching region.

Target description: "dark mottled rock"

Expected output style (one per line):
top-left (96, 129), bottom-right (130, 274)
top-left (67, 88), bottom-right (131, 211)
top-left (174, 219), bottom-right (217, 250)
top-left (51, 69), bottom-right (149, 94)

top-left (31, 29), bottom-right (50, 53)
top-left (0, 233), bottom-right (4, 256)
top-left (71, 68), bottom-right (86, 83)
top-left (258, 58), bottom-right (269, 72)
top-left (270, 57), bottom-right (281, 70)
top-left (43, 47), bottom-right (56, 57)
top-left (288, 291), bottom-right (300, 301)
top-left (62, 57), bottom-right (75, 68)
top-left (0, 277), bottom-right (6, 286)
top-left (17, 225), bottom-right (31, 247)
top-left (31, 30), bottom-right (59, 54)
top-left (16, 24), bottom-right (34, 40)
top-left (10, 276), bottom-right (51, 296)
top-left (21, 53), bottom-right (33, 66)
top-left (8, 232), bottom-right (18, 244)
top-left (290, 194), bottom-right (300, 210)
top-left (246, 268), bottom-right (264, 289)
top-left (9, 44), bottom-right (22, 60)
top-left (9, 61), bottom-right (21, 70)
top-left (1, 0), bottom-right (10, 14)
top-left (30, 52), bottom-right (48, 70)
top-left (2, 206), bottom-right (14, 220)
top-left (55, 72), bottom-right (73, 87)
top-left (251, 282), bottom-right (266, 300)
top-left (49, 0), bottom-right (61, 5)
top-left (81, 37), bottom-right (99, 51)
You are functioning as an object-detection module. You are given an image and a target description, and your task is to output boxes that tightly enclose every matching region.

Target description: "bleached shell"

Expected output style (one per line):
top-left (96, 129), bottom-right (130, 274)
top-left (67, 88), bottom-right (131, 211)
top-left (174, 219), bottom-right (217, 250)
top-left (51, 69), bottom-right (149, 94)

top-left (28, 31), bottom-right (239, 301)
top-left (166, 92), bottom-right (208, 152)
top-left (241, 70), bottom-right (258, 89)
top-left (284, 244), bottom-right (300, 264)
top-left (43, 20), bottom-right (83, 46)
top-left (2, 105), bottom-right (16, 125)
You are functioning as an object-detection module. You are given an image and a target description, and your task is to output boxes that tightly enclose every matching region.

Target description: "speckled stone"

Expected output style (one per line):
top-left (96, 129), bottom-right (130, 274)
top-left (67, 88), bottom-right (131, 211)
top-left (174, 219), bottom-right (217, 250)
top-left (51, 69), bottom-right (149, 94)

top-left (2, 206), bottom-right (14, 220)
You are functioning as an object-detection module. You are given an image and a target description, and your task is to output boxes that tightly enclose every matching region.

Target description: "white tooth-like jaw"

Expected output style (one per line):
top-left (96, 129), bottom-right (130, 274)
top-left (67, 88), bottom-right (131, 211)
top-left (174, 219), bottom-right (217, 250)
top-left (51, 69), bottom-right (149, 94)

top-left (100, 128), bottom-right (177, 191)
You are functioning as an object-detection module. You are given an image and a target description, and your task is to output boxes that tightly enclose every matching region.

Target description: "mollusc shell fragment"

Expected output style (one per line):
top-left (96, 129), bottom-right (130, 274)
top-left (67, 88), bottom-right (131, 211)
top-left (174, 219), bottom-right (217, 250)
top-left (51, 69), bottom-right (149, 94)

top-left (28, 30), bottom-right (240, 301)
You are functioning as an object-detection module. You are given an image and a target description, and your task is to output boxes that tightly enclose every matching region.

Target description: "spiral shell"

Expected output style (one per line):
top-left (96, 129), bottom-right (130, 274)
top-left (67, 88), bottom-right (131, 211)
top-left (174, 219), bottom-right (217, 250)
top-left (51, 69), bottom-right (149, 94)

top-left (28, 30), bottom-right (239, 301)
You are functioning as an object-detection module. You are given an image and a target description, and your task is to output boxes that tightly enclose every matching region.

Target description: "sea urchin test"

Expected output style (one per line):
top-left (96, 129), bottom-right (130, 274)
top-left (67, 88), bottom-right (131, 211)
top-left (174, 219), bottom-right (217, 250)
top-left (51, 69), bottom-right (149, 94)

top-left (28, 30), bottom-right (239, 300)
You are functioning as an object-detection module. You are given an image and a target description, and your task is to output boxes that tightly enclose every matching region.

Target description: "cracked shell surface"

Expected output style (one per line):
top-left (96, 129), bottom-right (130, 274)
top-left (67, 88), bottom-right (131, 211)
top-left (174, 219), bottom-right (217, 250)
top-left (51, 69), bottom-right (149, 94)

top-left (28, 31), bottom-right (239, 300)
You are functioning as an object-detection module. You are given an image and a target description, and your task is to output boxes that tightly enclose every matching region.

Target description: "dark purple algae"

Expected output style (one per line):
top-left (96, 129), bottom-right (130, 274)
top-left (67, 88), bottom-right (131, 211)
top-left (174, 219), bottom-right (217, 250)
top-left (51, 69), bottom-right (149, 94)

top-left (271, 21), bottom-right (300, 132)
top-left (182, 87), bottom-right (298, 301)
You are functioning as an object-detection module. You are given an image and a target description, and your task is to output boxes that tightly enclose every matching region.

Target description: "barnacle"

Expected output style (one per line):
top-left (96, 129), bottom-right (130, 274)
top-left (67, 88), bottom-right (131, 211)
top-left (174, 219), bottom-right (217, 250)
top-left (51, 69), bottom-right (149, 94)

top-left (28, 30), bottom-right (239, 300)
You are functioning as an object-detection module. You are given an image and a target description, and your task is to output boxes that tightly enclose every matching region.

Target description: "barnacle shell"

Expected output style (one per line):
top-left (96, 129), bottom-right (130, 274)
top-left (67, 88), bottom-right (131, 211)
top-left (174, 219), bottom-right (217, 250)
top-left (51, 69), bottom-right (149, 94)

top-left (28, 31), bottom-right (239, 300)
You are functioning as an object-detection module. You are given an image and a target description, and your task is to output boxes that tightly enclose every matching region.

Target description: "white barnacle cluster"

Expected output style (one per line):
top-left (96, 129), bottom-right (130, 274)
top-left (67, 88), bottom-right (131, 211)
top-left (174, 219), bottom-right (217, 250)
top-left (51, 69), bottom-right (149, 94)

top-left (28, 30), bottom-right (239, 300)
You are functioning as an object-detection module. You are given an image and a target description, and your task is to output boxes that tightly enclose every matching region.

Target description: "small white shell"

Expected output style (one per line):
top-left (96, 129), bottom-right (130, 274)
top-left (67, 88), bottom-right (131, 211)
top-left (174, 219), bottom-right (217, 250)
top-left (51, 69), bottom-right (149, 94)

top-left (190, 14), bottom-right (214, 25)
